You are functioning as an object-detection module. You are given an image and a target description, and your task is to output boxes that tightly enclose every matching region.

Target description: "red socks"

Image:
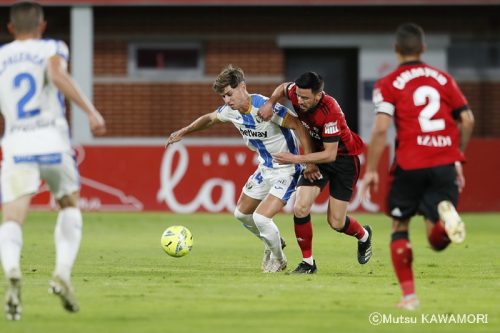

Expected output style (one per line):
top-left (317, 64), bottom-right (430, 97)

top-left (428, 221), bottom-right (451, 251)
top-left (293, 215), bottom-right (368, 259)
top-left (338, 216), bottom-right (366, 240)
top-left (391, 231), bottom-right (415, 296)
top-left (294, 215), bottom-right (313, 258)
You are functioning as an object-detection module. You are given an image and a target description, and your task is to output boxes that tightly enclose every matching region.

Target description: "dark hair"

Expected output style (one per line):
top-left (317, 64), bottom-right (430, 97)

top-left (395, 23), bottom-right (425, 56)
top-left (294, 72), bottom-right (324, 94)
top-left (213, 64), bottom-right (245, 94)
top-left (10, 1), bottom-right (44, 34)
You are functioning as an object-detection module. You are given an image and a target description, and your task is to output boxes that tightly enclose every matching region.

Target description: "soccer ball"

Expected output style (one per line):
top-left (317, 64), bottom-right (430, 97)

top-left (160, 225), bottom-right (193, 257)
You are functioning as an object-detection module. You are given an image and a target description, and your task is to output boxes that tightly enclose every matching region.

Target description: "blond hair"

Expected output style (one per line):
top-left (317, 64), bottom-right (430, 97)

top-left (212, 65), bottom-right (245, 94)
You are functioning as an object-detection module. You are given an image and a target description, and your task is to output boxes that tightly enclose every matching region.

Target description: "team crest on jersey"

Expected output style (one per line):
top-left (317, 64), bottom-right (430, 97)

top-left (324, 121), bottom-right (339, 135)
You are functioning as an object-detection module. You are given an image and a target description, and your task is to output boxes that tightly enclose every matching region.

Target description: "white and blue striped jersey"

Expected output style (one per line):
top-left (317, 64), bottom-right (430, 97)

top-left (0, 39), bottom-right (71, 158)
top-left (216, 94), bottom-right (300, 170)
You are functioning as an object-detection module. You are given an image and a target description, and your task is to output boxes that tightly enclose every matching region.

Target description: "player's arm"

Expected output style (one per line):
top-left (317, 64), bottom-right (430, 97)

top-left (281, 113), bottom-right (322, 180)
top-left (457, 109), bottom-right (474, 153)
top-left (281, 114), bottom-right (313, 154)
top-left (362, 113), bottom-right (392, 193)
top-left (455, 109), bottom-right (474, 191)
top-left (273, 140), bottom-right (338, 165)
top-left (257, 83), bottom-right (290, 121)
top-left (165, 111), bottom-right (221, 147)
top-left (47, 55), bottom-right (106, 136)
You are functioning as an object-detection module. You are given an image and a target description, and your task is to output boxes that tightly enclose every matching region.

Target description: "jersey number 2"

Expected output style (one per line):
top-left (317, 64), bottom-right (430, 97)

top-left (413, 85), bottom-right (444, 133)
top-left (14, 72), bottom-right (41, 119)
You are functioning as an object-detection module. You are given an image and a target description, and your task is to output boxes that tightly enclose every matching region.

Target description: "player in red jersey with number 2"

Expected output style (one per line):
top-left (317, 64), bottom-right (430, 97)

top-left (362, 23), bottom-right (475, 310)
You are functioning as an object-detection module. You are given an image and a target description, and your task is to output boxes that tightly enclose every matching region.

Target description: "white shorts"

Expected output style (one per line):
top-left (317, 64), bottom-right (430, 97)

top-left (1, 152), bottom-right (80, 204)
top-left (242, 165), bottom-right (301, 203)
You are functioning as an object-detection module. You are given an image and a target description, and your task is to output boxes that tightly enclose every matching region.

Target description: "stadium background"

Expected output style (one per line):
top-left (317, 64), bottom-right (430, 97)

top-left (0, 0), bottom-right (499, 212)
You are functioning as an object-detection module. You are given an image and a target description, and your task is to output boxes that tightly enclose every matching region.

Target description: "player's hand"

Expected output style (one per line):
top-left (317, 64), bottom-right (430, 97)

top-left (361, 170), bottom-right (379, 197)
top-left (257, 102), bottom-right (274, 121)
top-left (272, 152), bottom-right (297, 164)
top-left (455, 161), bottom-right (465, 192)
top-left (89, 111), bottom-right (106, 136)
top-left (165, 129), bottom-right (185, 148)
top-left (303, 163), bottom-right (322, 182)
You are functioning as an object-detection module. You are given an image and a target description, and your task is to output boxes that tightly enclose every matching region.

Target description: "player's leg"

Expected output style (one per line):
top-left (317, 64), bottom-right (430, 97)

top-left (326, 156), bottom-right (372, 264)
top-left (290, 184), bottom-right (321, 274)
top-left (236, 169), bottom-right (280, 270)
top-left (391, 218), bottom-right (419, 310)
top-left (421, 164), bottom-right (462, 249)
top-left (425, 219), bottom-right (451, 251)
top-left (234, 191), bottom-right (262, 238)
top-left (435, 164), bottom-right (465, 243)
top-left (388, 165), bottom-right (424, 310)
top-left (253, 169), bottom-right (299, 272)
top-left (0, 195), bottom-right (32, 321)
top-left (41, 153), bottom-right (81, 312)
top-left (253, 194), bottom-right (287, 272)
top-left (326, 198), bottom-right (372, 264)
top-left (0, 161), bottom-right (39, 320)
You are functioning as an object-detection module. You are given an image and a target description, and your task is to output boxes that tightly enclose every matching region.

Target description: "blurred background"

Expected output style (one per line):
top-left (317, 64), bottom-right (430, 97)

top-left (0, 0), bottom-right (499, 213)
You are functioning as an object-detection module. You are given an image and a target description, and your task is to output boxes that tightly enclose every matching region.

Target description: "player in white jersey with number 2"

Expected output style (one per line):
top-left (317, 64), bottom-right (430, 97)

top-left (0, 1), bottom-right (106, 321)
top-left (166, 65), bottom-right (320, 273)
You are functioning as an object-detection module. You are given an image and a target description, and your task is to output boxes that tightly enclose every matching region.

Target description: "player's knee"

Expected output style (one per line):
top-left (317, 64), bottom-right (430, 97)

top-left (293, 202), bottom-right (311, 218)
top-left (2, 214), bottom-right (22, 225)
top-left (328, 216), bottom-right (344, 230)
top-left (253, 212), bottom-right (271, 227)
top-left (234, 208), bottom-right (246, 222)
top-left (58, 192), bottom-right (79, 209)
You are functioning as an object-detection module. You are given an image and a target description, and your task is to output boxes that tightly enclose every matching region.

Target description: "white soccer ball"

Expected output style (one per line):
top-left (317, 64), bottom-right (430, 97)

top-left (160, 225), bottom-right (193, 257)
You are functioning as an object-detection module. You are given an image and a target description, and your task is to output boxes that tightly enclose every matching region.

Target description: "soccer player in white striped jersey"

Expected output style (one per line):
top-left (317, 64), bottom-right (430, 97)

top-left (166, 65), bottom-right (320, 273)
top-left (0, 2), bottom-right (106, 320)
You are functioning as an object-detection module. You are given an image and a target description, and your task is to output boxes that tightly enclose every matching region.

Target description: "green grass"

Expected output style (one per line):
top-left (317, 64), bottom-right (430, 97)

top-left (0, 212), bottom-right (498, 333)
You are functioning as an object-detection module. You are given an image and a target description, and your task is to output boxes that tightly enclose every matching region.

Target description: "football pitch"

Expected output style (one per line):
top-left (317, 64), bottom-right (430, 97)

top-left (1, 212), bottom-right (498, 333)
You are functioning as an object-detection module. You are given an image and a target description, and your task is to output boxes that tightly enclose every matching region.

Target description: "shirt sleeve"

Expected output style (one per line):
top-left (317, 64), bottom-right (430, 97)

top-left (372, 79), bottom-right (395, 116)
top-left (447, 76), bottom-right (470, 119)
top-left (285, 83), bottom-right (296, 100)
top-left (270, 103), bottom-right (290, 126)
top-left (215, 105), bottom-right (229, 123)
top-left (320, 101), bottom-right (342, 143)
top-left (50, 40), bottom-right (69, 62)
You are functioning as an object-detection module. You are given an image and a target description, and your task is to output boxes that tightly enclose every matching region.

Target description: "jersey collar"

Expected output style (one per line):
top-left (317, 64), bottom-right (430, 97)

top-left (399, 60), bottom-right (424, 67)
top-left (242, 96), bottom-right (252, 114)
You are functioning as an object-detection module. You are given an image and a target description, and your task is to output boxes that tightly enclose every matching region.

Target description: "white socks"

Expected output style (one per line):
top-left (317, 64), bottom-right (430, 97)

top-left (359, 228), bottom-right (369, 242)
top-left (303, 256), bottom-right (314, 266)
top-left (54, 207), bottom-right (82, 282)
top-left (253, 212), bottom-right (284, 260)
top-left (0, 221), bottom-right (23, 278)
top-left (0, 208), bottom-right (82, 283)
top-left (234, 208), bottom-right (261, 239)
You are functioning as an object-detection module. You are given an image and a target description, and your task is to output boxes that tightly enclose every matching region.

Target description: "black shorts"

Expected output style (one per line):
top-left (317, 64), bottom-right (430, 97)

top-left (388, 164), bottom-right (459, 223)
top-left (297, 155), bottom-right (360, 202)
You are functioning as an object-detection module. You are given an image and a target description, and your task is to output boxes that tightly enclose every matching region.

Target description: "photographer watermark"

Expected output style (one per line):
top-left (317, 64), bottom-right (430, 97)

top-left (368, 312), bottom-right (489, 325)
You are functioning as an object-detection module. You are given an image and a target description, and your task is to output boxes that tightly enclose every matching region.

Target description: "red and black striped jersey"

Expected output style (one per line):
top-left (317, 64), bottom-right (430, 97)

top-left (286, 83), bottom-right (365, 156)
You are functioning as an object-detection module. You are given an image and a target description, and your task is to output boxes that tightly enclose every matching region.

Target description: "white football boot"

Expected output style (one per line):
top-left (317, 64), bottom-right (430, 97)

top-left (397, 294), bottom-right (420, 311)
top-left (438, 200), bottom-right (466, 244)
top-left (49, 275), bottom-right (79, 313)
top-left (4, 269), bottom-right (22, 321)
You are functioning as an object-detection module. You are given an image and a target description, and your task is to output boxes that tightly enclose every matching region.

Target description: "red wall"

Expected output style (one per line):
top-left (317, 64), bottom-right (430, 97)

top-left (457, 139), bottom-right (500, 211)
top-left (21, 138), bottom-right (500, 213)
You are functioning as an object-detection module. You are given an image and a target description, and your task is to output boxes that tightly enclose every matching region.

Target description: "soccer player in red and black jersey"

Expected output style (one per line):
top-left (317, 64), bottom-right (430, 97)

top-left (362, 23), bottom-right (475, 310)
top-left (258, 72), bottom-right (373, 274)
